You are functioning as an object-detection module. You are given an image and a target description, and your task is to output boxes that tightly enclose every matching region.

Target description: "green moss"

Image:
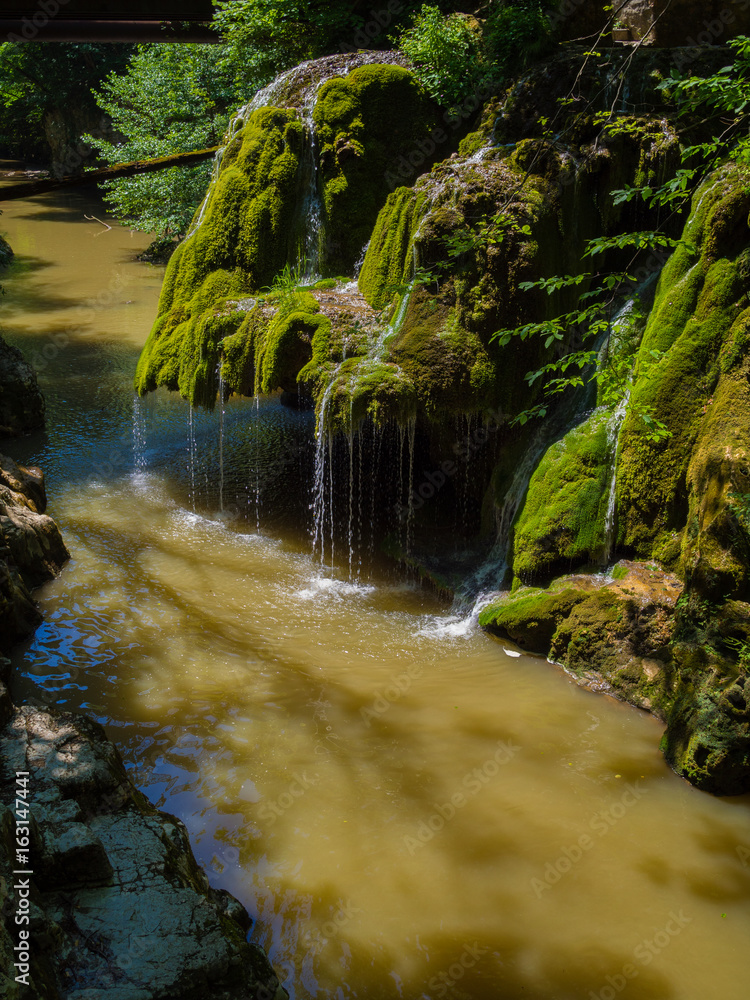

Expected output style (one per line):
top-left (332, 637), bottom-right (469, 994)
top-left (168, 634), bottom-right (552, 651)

top-left (512, 409), bottom-right (613, 581)
top-left (616, 165), bottom-right (750, 593)
top-left (478, 587), bottom-right (589, 652)
top-left (217, 289), bottom-right (337, 400)
top-left (314, 64), bottom-right (441, 276)
top-left (662, 670), bottom-right (750, 794)
top-left (358, 186), bottom-right (428, 309)
top-left (318, 356), bottom-right (418, 435)
top-left (457, 98), bottom-right (500, 158)
top-left (135, 105), bottom-right (308, 405)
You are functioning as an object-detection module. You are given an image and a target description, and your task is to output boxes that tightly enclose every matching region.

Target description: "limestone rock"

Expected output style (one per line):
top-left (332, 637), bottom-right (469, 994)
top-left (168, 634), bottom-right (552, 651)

top-left (0, 455), bottom-right (69, 653)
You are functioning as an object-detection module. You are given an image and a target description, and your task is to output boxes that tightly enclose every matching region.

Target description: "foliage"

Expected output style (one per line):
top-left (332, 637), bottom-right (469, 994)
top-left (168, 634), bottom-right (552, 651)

top-left (0, 42), bottom-right (131, 162)
top-left (443, 211), bottom-right (532, 257)
top-left (724, 636), bottom-right (750, 667)
top-left (483, 1), bottom-right (554, 82)
top-left (396, 2), bottom-right (553, 108)
top-left (728, 492), bottom-right (750, 534)
top-left (486, 39), bottom-right (750, 437)
top-left (263, 260), bottom-right (310, 309)
top-left (213, 0), bottom-right (417, 94)
top-left (396, 4), bottom-right (482, 108)
top-left (611, 36), bottom-right (750, 213)
top-left (85, 44), bottom-right (240, 238)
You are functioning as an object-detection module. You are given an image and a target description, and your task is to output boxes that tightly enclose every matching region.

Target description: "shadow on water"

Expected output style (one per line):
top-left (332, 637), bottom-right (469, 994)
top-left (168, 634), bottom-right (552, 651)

top-left (257, 923), bottom-right (680, 1000)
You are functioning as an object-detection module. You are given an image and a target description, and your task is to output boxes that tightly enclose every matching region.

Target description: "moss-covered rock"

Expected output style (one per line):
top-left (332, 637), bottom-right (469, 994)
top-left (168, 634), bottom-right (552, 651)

top-left (616, 165), bottom-right (750, 600)
top-left (478, 586), bottom-right (590, 651)
top-left (512, 409), bottom-right (613, 581)
top-left (314, 63), bottom-right (441, 275)
top-left (135, 104), bottom-right (308, 406)
top-left (662, 667), bottom-right (750, 796)
top-left (135, 58), bottom-right (442, 411)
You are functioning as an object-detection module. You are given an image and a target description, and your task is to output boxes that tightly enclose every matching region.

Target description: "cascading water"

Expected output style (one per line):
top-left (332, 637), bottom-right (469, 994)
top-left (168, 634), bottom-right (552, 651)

top-left (312, 371), bottom-right (340, 563)
top-left (187, 405), bottom-right (197, 511)
top-left (602, 389), bottom-right (630, 566)
top-left (299, 104), bottom-right (323, 280)
top-left (218, 368), bottom-right (225, 514)
top-left (132, 393), bottom-right (147, 474)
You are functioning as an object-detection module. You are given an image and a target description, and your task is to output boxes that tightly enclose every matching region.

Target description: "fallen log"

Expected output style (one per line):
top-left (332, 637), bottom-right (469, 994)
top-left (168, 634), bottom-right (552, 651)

top-left (0, 147), bottom-right (221, 202)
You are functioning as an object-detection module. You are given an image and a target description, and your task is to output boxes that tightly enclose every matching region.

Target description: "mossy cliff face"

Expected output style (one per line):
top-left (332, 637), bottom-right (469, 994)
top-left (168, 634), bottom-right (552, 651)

top-left (615, 165), bottom-right (750, 594)
top-left (135, 59), bottom-right (440, 411)
top-left (313, 64), bottom-right (440, 275)
top-left (134, 104), bottom-right (307, 408)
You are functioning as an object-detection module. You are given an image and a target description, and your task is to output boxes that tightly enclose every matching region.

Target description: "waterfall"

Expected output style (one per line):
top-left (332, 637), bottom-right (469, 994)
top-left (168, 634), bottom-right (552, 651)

top-left (187, 404), bottom-right (197, 511)
top-left (602, 390), bottom-right (629, 566)
top-left (299, 104), bottom-right (323, 280)
top-left (254, 395), bottom-right (261, 532)
top-left (132, 393), bottom-right (147, 474)
top-left (312, 373), bottom-right (339, 563)
top-left (183, 146), bottom-right (225, 243)
top-left (218, 368), bottom-right (225, 514)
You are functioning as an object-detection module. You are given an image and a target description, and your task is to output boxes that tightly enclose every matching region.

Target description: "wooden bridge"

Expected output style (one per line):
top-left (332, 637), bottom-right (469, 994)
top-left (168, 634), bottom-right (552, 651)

top-left (0, 2), bottom-right (217, 42)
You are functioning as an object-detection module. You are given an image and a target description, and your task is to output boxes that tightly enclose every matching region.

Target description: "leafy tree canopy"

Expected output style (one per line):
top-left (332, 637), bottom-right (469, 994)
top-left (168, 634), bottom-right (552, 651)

top-left (84, 44), bottom-right (239, 238)
top-left (0, 42), bottom-right (131, 161)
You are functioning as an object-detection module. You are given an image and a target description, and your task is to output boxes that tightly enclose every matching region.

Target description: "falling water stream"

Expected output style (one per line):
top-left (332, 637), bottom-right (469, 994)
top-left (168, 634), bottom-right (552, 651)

top-left (2, 179), bottom-right (750, 1000)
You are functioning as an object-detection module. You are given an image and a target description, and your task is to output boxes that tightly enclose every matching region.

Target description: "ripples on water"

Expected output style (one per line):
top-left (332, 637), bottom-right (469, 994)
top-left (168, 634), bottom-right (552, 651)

top-left (2, 182), bottom-right (750, 1000)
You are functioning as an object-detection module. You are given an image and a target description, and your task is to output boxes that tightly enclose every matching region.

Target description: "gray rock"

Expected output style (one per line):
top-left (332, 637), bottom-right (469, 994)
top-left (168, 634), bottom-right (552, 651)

top-left (0, 455), bottom-right (69, 654)
top-left (0, 706), bottom-right (288, 1000)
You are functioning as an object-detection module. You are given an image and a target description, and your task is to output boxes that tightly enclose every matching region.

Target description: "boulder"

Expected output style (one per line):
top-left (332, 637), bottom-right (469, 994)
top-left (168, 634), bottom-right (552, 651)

top-left (0, 456), bottom-right (69, 654)
top-left (0, 706), bottom-right (288, 1000)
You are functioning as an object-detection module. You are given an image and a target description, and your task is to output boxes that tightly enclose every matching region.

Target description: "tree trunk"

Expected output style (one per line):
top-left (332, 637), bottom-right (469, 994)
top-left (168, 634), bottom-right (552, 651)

top-left (0, 147), bottom-right (221, 202)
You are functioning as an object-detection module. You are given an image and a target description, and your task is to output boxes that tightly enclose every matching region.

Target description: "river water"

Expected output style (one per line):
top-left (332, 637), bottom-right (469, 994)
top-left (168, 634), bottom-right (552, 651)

top-left (1, 180), bottom-right (749, 1000)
